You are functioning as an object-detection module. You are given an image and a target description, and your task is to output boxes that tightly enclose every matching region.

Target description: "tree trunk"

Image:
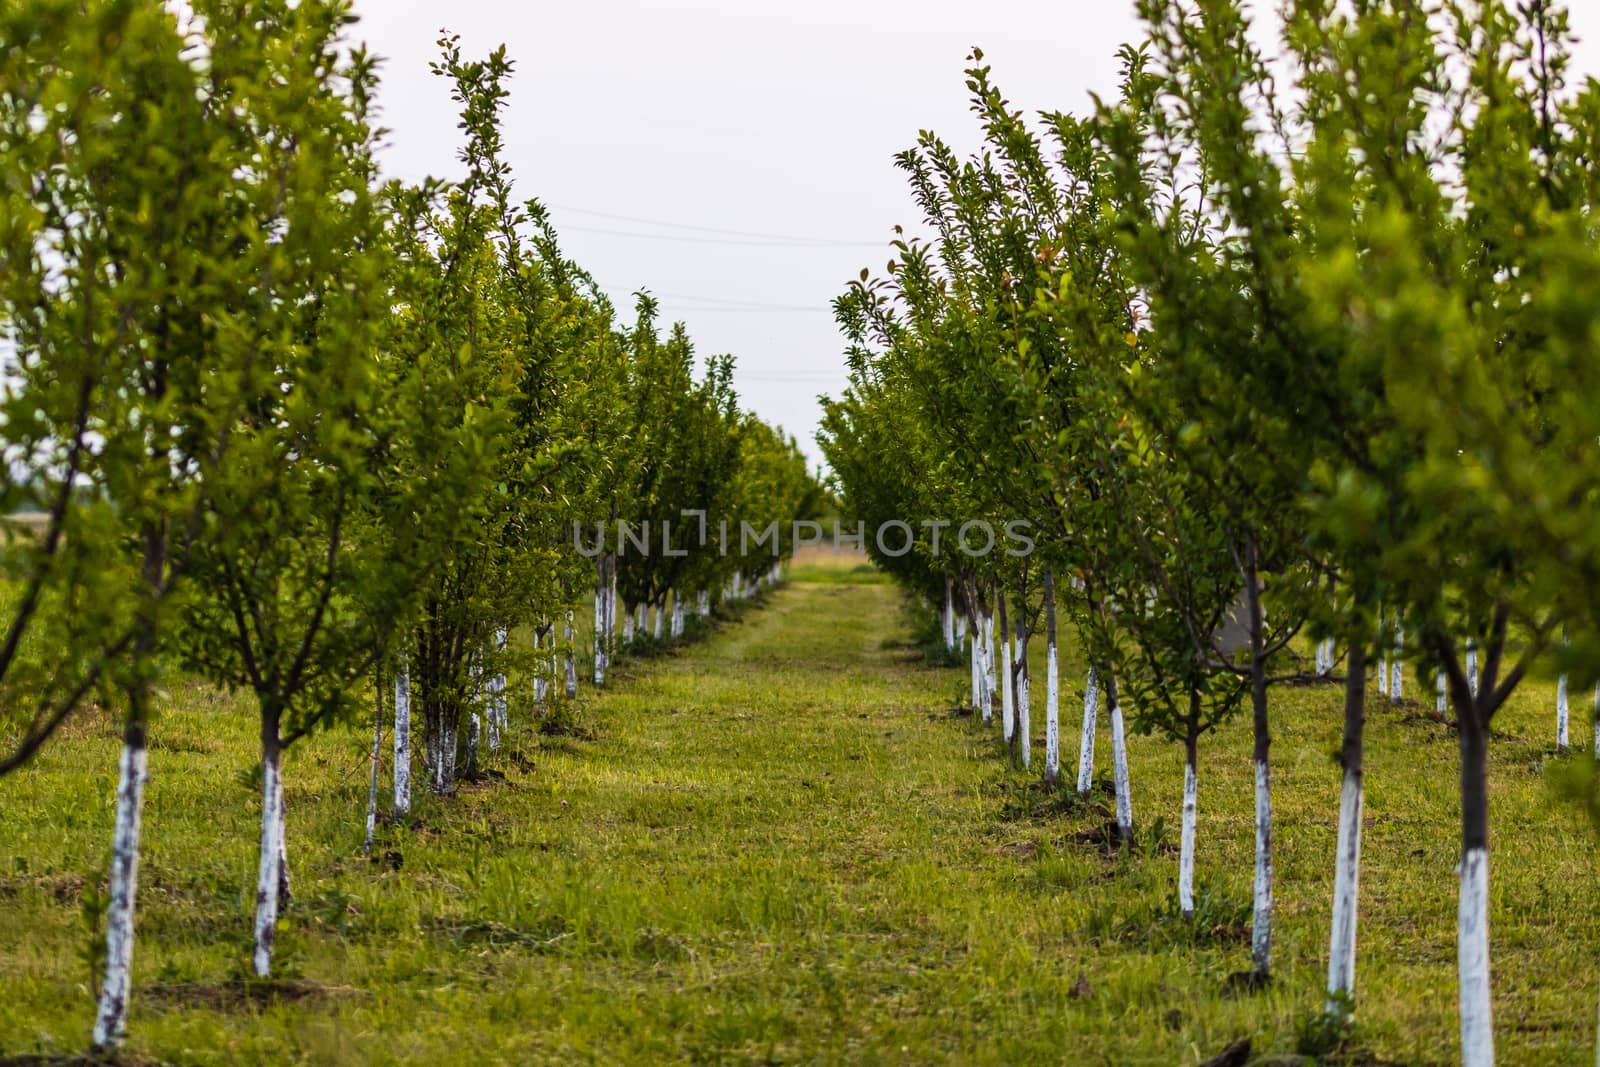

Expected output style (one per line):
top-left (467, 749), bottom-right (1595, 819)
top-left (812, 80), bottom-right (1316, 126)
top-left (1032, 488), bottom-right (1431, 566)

top-left (1077, 665), bottom-right (1098, 797)
top-left (1390, 616), bottom-right (1403, 701)
top-left (1457, 700), bottom-right (1494, 1067)
top-left (999, 594), bottom-right (1012, 738)
top-left (253, 717), bottom-right (284, 978)
top-left (465, 711), bottom-right (481, 778)
top-left (1179, 721), bottom-right (1198, 918)
top-left (984, 605), bottom-right (996, 715)
top-left (943, 574), bottom-right (955, 650)
top-left (1107, 672), bottom-right (1133, 841)
top-left (1558, 625), bottom-right (1569, 752)
top-left (1246, 539), bottom-right (1273, 978)
top-left (1044, 567), bottom-right (1059, 787)
top-left (565, 610), bottom-right (578, 698)
top-left (92, 717), bottom-right (147, 1047)
top-left (393, 659), bottom-right (411, 814)
top-left (1327, 642), bottom-right (1367, 1008)
top-left (1016, 629), bottom-right (1031, 771)
top-left (1467, 638), bottom-right (1479, 697)
top-left (364, 668), bottom-right (383, 855)
top-left (594, 573), bottom-right (605, 685)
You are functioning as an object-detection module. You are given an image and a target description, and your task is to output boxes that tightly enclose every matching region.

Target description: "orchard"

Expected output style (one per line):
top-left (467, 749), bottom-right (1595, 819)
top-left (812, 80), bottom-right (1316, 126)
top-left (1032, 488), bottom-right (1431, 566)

top-left (5, 1), bottom-right (1600, 1064)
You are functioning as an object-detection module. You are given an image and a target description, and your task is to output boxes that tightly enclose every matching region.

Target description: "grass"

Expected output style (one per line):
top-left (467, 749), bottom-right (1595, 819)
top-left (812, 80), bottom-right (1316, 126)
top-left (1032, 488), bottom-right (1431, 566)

top-left (1, 558), bottom-right (1597, 1064)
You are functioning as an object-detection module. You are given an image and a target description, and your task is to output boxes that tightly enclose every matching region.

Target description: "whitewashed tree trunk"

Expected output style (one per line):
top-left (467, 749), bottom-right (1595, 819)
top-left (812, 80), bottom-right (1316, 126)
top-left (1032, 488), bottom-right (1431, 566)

top-left (466, 712), bottom-right (481, 776)
top-left (392, 661), bottom-right (411, 815)
top-left (491, 626), bottom-right (507, 747)
top-left (970, 624), bottom-right (981, 712)
top-left (1044, 568), bottom-right (1059, 787)
top-left (997, 594), bottom-right (1012, 737)
top-left (957, 613), bottom-right (967, 652)
top-left (733, 572), bottom-right (743, 600)
top-left (1437, 670), bottom-right (1448, 717)
top-left (1467, 638), bottom-right (1479, 697)
top-left (1109, 681), bottom-right (1132, 840)
top-left (594, 584), bottom-right (605, 685)
top-left (364, 671), bottom-right (383, 855)
top-left (979, 609), bottom-right (993, 716)
top-left (534, 626), bottom-right (550, 707)
top-left (623, 604), bottom-right (635, 644)
top-left (653, 601), bottom-right (664, 640)
top-left (635, 601), bottom-right (645, 635)
top-left (943, 575), bottom-right (955, 650)
top-left (1017, 636), bottom-right (1031, 770)
top-left (698, 590), bottom-right (710, 617)
top-left (1179, 743), bottom-right (1198, 917)
top-left (1077, 666), bottom-right (1099, 797)
top-left (564, 610), bottom-right (578, 699)
top-left (1327, 645), bottom-right (1366, 1008)
top-left (1558, 626), bottom-right (1570, 752)
top-left (1390, 620), bottom-right (1403, 700)
top-left (1252, 758), bottom-right (1274, 976)
top-left (253, 738), bottom-right (284, 977)
top-left (93, 723), bottom-right (148, 1047)
top-left (1458, 846), bottom-right (1494, 1067)
top-left (1328, 765), bottom-right (1363, 1003)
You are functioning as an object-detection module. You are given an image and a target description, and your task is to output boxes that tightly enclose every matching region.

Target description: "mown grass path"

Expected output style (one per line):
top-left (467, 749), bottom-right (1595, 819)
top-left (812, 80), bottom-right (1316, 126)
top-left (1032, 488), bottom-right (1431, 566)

top-left (3, 564), bottom-right (1598, 1064)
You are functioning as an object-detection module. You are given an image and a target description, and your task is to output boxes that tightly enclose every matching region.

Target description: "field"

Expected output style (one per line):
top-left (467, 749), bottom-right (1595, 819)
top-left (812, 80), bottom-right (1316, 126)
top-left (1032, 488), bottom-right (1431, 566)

top-left (1, 554), bottom-right (1595, 1065)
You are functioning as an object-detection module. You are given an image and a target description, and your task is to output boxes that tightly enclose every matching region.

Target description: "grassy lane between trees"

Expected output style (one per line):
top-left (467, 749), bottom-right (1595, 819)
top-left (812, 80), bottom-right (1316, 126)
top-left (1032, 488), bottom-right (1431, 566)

top-left (1, 552), bottom-right (1595, 1064)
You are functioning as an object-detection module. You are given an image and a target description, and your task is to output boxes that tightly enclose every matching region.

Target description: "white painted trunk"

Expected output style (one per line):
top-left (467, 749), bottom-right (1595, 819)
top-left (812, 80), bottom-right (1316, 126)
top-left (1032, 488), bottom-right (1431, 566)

top-left (252, 745), bottom-right (284, 977)
top-left (491, 626), bottom-right (507, 746)
top-left (1467, 639), bottom-right (1479, 697)
top-left (1017, 649), bottom-right (1031, 770)
top-left (92, 730), bottom-right (148, 1047)
top-left (1391, 623), bottom-right (1403, 700)
top-left (970, 629), bottom-right (980, 712)
top-left (534, 628), bottom-right (549, 706)
top-left (1252, 758), bottom-right (1274, 975)
top-left (364, 693), bottom-right (383, 855)
top-left (653, 602), bottom-right (664, 640)
top-left (564, 611), bottom-right (578, 699)
top-left (1379, 648), bottom-right (1389, 699)
top-left (1000, 629), bottom-right (1014, 738)
top-left (1179, 756), bottom-right (1197, 917)
top-left (1077, 666), bottom-right (1098, 796)
top-left (594, 585), bottom-right (604, 684)
top-left (1558, 627), bottom-right (1570, 751)
top-left (1045, 636), bottom-right (1059, 783)
top-left (943, 585), bottom-right (954, 650)
top-left (636, 601), bottom-right (646, 633)
top-left (1437, 670), bottom-right (1448, 717)
top-left (733, 572), bottom-right (742, 600)
top-left (1327, 766), bottom-right (1363, 1005)
top-left (957, 614), bottom-right (967, 652)
top-left (392, 662), bottom-right (411, 815)
top-left (984, 612), bottom-right (996, 711)
top-left (1558, 673), bottom-right (1570, 751)
top-left (1110, 691), bottom-right (1132, 839)
top-left (623, 606), bottom-right (635, 643)
top-left (467, 712), bottom-right (481, 775)
top-left (698, 590), bottom-right (710, 617)
top-left (1457, 846), bottom-right (1495, 1067)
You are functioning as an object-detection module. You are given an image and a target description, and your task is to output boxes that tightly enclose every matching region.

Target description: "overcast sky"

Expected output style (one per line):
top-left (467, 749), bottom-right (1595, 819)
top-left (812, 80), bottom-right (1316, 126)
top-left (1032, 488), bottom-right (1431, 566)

top-left (347, 1), bottom-right (1600, 470)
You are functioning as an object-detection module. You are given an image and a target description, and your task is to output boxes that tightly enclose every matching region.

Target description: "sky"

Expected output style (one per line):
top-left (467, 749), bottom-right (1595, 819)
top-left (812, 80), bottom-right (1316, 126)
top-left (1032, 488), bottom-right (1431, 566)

top-left (346, 1), bottom-right (1600, 471)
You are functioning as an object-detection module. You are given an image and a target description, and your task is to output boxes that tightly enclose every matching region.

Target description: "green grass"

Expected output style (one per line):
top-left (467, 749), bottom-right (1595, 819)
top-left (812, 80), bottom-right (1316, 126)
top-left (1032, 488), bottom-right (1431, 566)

top-left (1, 573), bottom-right (1596, 1064)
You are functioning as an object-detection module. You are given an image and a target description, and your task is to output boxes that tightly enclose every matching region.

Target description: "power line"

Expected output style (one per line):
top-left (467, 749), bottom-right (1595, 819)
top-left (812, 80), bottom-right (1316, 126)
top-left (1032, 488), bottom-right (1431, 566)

top-left (565, 223), bottom-right (880, 249)
top-left (549, 203), bottom-right (883, 248)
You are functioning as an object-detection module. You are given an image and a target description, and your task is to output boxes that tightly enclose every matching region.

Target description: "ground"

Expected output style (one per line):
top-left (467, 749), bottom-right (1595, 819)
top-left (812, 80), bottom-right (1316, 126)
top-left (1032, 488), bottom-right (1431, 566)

top-left (1, 551), bottom-right (1596, 1065)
